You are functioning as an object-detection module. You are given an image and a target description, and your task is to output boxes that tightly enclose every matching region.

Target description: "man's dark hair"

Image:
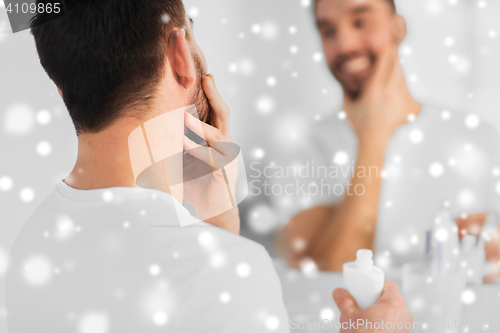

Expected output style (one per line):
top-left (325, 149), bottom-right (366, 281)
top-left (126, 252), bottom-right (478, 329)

top-left (314, 0), bottom-right (396, 12)
top-left (381, 0), bottom-right (396, 11)
top-left (387, 0), bottom-right (396, 11)
top-left (30, 0), bottom-right (187, 135)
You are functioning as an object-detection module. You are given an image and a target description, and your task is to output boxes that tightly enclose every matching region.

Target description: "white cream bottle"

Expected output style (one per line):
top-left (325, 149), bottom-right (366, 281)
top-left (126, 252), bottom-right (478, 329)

top-left (342, 249), bottom-right (385, 310)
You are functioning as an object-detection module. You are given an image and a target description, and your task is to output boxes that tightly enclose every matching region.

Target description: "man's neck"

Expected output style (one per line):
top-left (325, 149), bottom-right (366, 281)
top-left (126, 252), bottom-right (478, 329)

top-left (64, 116), bottom-right (171, 196)
top-left (64, 120), bottom-right (138, 190)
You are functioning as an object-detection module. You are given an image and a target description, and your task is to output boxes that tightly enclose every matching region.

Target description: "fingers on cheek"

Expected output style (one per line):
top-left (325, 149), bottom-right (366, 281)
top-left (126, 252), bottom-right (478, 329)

top-left (202, 76), bottom-right (212, 95)
top-left (203, 77), bottom-right (215, 94)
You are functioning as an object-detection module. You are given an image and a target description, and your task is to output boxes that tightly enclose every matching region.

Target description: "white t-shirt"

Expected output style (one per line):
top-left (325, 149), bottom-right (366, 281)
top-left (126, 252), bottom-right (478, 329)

top-left (5, 180), bottom-right (290, 332)
top-left (270, 104), bottom-right (500, 272)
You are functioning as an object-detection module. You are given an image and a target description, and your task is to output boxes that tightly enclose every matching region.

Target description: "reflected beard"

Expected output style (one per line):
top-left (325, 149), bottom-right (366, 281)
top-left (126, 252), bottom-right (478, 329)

top-left (330, 52), bottom-right (375, 101)
top-left (189, 53), bottom-right (212, 125)
top-left (340, 77), bottom-right (364, 101)
top-left (330, 65), bottom-right (366, 101)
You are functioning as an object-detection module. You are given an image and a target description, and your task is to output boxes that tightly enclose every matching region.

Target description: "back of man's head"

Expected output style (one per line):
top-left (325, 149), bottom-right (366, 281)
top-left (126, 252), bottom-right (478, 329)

top-left (30, 0), bottom-right (187, 135)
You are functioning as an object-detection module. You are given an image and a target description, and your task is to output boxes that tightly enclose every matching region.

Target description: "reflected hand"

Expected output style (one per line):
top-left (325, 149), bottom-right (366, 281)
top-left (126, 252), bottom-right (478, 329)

top-left (344, 44), bottom-right (412, 144)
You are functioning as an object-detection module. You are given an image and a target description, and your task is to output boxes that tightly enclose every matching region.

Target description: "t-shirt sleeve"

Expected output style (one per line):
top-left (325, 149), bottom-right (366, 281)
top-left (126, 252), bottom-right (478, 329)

top-left (171, 239), bottom-right (291, 333)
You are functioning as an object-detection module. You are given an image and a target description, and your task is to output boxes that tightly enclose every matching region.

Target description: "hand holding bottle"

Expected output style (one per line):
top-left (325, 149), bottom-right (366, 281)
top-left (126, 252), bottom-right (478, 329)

top-left (333, 281), bottom-right (413, 333)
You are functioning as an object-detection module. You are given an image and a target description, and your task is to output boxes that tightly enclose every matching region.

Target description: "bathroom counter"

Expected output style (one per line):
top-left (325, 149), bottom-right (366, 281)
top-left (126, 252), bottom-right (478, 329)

top-left (273, 258), bottom-right (500, 333)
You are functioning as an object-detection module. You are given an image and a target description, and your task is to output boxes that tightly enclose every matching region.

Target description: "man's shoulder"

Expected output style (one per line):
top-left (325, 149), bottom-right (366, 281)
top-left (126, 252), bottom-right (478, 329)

top-left (194, 224), bottom-right (269, 256)
top-left (13, 184), bottom-right (268, 261)
top-left (421, 104), bottom-right (500, 139)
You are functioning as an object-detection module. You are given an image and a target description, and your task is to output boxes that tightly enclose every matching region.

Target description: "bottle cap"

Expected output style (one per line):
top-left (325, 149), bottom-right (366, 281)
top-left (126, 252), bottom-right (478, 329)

top-left (356, 249), bottom-right (374, 270)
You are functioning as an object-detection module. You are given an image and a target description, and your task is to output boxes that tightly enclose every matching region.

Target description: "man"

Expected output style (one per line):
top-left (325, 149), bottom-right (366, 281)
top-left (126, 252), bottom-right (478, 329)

top-left (5, 0), bottom-right (413, 332)
top-left (280, 0), bottom-right (500, 282)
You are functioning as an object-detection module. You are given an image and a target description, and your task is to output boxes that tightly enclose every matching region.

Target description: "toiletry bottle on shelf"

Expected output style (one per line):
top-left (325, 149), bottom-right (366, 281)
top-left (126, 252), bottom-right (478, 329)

top-left (460, 233), bottom-right (492, 285)
top-left (342, 249), bottom-right (385, 310)
top-left (432, 210), bottom-right (460, 276)
top-left (460, 235), bottom-right (484, 285)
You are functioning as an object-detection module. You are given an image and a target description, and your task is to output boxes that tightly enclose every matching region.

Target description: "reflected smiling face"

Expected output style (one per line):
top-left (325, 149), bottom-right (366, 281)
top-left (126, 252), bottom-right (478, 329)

top-left (315, 0), bottom-right (403, 100)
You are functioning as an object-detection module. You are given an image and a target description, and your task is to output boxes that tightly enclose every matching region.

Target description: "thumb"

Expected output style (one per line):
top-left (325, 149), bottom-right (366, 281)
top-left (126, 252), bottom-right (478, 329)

top-left (333, 288), bottom-right (358, 316)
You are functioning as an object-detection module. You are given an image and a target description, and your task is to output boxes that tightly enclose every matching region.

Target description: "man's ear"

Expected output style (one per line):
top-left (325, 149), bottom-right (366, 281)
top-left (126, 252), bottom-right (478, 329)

top-left (394, 15), bottom-right (407, 45)
top-left (57, 86), bottom-right (63, 100)
top-left (168, 28), bottom-right (196, 89)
